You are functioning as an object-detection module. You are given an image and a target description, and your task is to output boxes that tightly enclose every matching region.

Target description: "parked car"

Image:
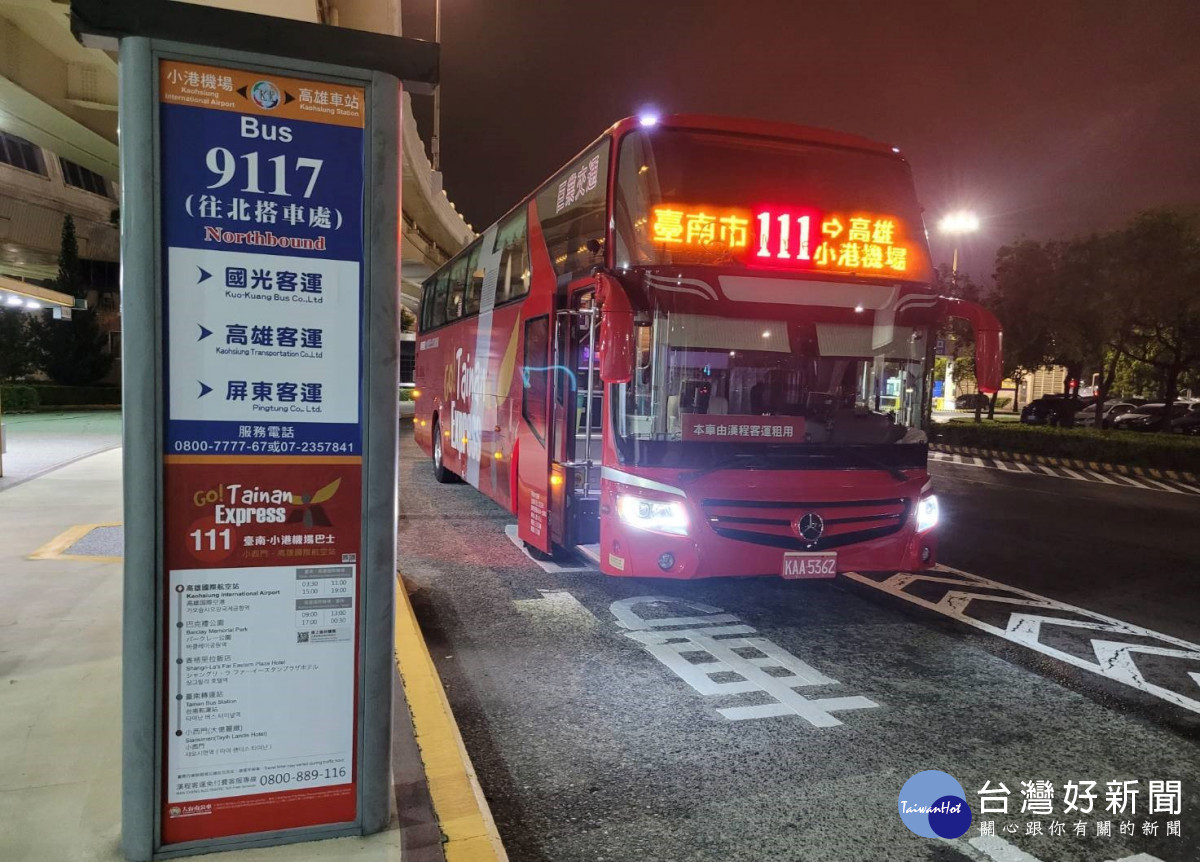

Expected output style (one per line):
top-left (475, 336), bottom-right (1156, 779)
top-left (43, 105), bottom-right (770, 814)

top-left (1020, 395), bottom-right (1094, 426)
top-left (1076, 400), bottom-right (1140, 429)
top-left (1170, 403), bottom-right (1200, 436)
top-left (955, 393), bottom-right (992, 410)
top-left (1110, 402), bottom-right (1194, 432)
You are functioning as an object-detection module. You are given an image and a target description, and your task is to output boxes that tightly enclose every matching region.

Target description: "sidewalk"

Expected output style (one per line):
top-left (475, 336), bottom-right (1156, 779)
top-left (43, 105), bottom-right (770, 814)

top-left (0, 449), bottom-right (437, 861)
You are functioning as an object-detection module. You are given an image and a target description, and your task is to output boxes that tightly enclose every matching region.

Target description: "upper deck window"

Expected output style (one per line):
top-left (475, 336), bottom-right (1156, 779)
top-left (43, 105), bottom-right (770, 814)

top-left (0, 131), bottom-right (46, 176)
top-left (613, 129), bottom-right (932, 283)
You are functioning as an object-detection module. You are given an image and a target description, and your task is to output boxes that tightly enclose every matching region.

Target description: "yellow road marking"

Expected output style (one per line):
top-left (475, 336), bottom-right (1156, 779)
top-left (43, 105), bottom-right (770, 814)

top-left (28, 522), bottom-right (123, 562)
top-left (394, 574), bottom-right (508, 862)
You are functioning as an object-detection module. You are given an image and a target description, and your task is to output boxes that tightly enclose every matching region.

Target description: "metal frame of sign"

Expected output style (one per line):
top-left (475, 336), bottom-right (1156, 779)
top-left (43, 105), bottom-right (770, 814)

top-left (119, 37), bottom-right (398, 860)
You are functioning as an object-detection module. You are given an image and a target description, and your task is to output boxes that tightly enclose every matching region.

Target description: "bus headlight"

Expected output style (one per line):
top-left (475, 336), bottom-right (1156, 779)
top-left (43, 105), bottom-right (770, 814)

top-left (616, 495), bottom-right (688, 536)
top-left (916, 494), bottom-right (939, 533)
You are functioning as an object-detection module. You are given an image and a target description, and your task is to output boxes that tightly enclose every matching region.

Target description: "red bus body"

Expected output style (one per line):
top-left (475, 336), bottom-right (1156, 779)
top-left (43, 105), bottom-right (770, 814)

top-left (413, 114), bottom-right (1001, 579)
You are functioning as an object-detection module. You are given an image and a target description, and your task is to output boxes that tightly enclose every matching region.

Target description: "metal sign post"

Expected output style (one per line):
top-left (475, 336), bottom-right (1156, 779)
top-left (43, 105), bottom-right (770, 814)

top-left (80, 2), bottom-right (438, 853)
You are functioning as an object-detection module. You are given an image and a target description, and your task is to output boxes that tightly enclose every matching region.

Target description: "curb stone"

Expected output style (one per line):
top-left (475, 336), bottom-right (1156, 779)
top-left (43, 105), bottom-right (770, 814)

top-left (929, 443), bottom-right (1199, 486)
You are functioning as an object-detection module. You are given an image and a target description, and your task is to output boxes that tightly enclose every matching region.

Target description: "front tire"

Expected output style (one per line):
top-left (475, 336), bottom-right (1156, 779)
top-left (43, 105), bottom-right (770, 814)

top-left (431, 420), bottom-right (458, 484)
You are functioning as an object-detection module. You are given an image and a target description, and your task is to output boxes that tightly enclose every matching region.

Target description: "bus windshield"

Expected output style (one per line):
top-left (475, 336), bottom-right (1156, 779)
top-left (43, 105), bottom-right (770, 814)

top-left (614, 309), bottom-right (929, 468)
top-left (613, 129), bottom-right (933, 283)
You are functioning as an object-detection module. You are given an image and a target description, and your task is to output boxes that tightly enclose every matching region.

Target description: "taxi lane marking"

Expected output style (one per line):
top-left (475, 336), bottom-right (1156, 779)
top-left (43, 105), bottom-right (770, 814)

top-left (611, 596), bottom-right (879, 726)
top-left (844, 566), bottom-right (1200, 715)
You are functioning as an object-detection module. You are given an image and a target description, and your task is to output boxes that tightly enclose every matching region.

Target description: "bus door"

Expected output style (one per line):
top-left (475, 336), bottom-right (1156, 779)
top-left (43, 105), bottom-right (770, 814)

top-left (548, 290), bottom-right (601, 549)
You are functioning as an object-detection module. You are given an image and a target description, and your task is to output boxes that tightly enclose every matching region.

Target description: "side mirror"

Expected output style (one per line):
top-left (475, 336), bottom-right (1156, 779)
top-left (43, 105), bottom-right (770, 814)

top-left (595, 273), bottom-right (633, 384)
top-left (940, 297), bottom-right (1004, 395)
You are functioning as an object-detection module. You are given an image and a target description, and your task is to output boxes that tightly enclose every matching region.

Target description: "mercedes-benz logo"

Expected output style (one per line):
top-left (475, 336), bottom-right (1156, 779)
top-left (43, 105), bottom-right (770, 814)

top-left (795, 512), bottom-right (824, 543)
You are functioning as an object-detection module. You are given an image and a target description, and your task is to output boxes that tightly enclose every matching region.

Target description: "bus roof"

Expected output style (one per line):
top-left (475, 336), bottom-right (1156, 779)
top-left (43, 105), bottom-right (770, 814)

top-left (606, 114), bottom-right (904, 159)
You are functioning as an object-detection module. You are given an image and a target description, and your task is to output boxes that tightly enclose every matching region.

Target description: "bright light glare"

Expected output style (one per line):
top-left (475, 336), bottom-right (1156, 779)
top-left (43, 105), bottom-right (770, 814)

top-left (917, 494), bottom-right (939, 532)
top-left (5, 296), bottom-right (21, 306)
top-left (24, 300), bottom-right (40, 309)
top-left (638, 112), bottom-right (660, 127)
top-left (616, 494), bottom-right (688, 536)
top-left (939, 211), bottom-right (980, 234)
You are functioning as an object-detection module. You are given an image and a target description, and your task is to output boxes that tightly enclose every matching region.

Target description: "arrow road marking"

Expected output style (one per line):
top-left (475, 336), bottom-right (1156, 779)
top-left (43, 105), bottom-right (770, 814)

top-left (844, 566), bottom-right (1200, 714)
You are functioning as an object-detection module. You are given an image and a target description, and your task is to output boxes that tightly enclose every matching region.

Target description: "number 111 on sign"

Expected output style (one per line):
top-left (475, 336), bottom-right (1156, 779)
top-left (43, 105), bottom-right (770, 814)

top-left (191, 528), bottom-right (232, 552)
top-left (757, 212), bottom-right (811, 260)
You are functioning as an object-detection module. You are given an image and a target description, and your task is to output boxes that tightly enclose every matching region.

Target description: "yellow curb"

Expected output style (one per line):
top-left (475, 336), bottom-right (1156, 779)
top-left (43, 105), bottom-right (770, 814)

top-left (28, 522), bottom-right (123, 562)
top-left (394, 575), bottom-right (508, 862)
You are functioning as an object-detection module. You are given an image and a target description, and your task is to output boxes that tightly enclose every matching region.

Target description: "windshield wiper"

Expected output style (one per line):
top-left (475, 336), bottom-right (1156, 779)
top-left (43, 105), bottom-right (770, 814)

top-left (683, 452), bottom-right (777, 483)
top-left (842, 449), bottom-right (910, 483)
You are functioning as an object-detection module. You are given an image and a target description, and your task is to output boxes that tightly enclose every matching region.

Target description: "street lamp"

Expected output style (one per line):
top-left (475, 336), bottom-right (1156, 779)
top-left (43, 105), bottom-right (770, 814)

top-left (938, 211), bottom-right (980, 277)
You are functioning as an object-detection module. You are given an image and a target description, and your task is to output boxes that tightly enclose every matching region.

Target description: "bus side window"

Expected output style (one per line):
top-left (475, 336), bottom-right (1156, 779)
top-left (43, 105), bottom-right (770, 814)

top-left (430, 273), bottom-right (449, 328)
top-left (535, 138), bottom-right (611, 278)
top-left (445, 258), bottom-right (467, 322)
top-left (464, 243), bottom-right (483, 316)
top-left (522, 315), bottom-right (550, 444)
top-left (494, 211), bottom-right (529, 305)
top-left (419, 282), bottom-right (431, 332)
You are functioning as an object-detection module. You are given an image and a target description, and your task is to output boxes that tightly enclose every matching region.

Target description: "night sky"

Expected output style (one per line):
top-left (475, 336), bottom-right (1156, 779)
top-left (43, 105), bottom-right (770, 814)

top-left (403, 0), bottom-right (1200, 282)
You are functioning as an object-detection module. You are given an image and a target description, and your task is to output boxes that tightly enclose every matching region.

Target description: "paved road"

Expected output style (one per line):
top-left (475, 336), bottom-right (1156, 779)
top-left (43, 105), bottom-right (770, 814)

top-left (397, 431), bottom-right (1200, 862)
top-left (0, 411), bottom-right (121, 492)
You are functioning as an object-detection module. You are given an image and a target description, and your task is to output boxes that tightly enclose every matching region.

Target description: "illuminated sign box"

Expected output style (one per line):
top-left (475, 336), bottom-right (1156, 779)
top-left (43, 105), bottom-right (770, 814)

top-left (650, 205), bottom-right (913, 276)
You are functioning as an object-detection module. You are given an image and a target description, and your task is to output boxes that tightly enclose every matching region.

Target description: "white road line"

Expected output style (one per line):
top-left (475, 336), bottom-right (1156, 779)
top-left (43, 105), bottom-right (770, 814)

top-left (611, 597), bottom-right (879, 727)
top-left (1170, 480), bottom-right (1200, 495)
top-left (1085, 469), bottom-right (1118, 485)
top-left (843, 565), bottom-right (1200, 715)
top-left (958, 834), bottom-right (1165, 862)
top-left (513, 589), bottom-right (599, 629)
top-left (1013, 461), bottom-right (1033, 473)
top-left (1138, 477), bottom-right (1183, 494)
top-left (1109, 472), bottom-right (1148, 488)
top-left (972, 456), bottom-right (986, 467)
top-left (1057, 466), bottom-right (1087, 480)
top-left (1036, 464), bottom-right (1060, 477)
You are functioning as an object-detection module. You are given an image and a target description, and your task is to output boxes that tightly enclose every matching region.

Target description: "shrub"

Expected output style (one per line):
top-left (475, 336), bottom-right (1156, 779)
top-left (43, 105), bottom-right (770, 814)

top-left (934, 421), bottom-right (1200, 473)
top-left (398, 388), bottom-right (414, 402)
top-left (1, 384), bottom-right (39, 412)
top-left (29, 384), bottom-right (121, 407)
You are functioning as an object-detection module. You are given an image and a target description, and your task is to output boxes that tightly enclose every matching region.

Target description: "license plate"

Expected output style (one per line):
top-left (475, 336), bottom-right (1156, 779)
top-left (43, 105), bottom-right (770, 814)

top-left (781, 552), bottom-right (837, 579)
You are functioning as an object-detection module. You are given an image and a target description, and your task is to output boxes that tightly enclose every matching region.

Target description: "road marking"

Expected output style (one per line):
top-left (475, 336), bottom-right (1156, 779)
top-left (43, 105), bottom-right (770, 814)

top-left (513, 589), bottom-right (599, 630)
top-left (844, 566), bottom-right (1200, 715)
top-left (932, 456), bottom-right (1195, 496)
top-left (610, 596), bottom-right (878, 726)
top-left (957, 834), bottom-right (1165, 862)
top-left (1140, 476), bottom-right (1184, 494)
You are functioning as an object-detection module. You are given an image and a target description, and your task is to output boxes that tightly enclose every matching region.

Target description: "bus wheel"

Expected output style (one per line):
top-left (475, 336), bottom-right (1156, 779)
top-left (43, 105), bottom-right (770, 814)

top-left (431, 420), bottom-right (458, 484)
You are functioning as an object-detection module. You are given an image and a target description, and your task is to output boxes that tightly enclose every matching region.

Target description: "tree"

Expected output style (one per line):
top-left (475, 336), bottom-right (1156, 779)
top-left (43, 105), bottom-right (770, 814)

top-left (27, 214), bottom-right (113, 385)
top-left (401, 306), bottom-right (417, 332)
top-left (0, 309), bottom-right (34, 379)
top-left (1112, 209), bottom-right (1200, 431)
top-left (55, 214), bottom-right (84, 299)
top-left (29, 308), bottom-right (113, 385)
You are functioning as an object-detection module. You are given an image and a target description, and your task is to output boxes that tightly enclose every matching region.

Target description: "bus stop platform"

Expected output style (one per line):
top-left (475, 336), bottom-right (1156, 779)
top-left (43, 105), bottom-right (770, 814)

top-left (0, 446), bottom-right (503, 862)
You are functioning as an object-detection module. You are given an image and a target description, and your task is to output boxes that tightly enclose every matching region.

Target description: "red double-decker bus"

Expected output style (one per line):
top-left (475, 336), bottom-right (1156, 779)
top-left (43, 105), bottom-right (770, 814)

top-left (413, 114), bottom-right (1001, 579)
